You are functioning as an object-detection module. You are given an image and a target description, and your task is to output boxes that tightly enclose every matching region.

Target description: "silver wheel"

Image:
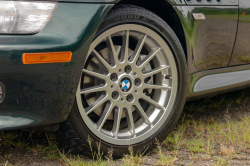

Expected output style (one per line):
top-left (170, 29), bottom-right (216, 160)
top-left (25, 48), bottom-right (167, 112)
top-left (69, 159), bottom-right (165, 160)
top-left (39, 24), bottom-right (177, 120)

top-left (76, 24), bottom-right (178, 145)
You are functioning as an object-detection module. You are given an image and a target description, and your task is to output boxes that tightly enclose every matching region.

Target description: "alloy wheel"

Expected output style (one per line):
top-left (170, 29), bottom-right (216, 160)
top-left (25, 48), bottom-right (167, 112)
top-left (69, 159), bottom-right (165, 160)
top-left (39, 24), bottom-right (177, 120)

top-left (76, 24), bottom-right (178, 145)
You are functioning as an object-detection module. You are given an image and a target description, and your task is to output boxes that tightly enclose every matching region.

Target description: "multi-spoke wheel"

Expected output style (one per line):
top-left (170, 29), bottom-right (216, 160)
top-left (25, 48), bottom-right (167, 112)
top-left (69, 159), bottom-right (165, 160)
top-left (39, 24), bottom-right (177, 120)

top-left (58, 5), bottom-right (187, 158)
top-left (78, 24), bottom-right (175, 144)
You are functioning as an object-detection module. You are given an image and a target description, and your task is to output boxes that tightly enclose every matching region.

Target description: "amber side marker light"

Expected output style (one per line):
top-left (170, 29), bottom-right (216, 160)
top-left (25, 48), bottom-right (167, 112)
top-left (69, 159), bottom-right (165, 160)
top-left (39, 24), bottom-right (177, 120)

top-left (23, 52), bottom-right (72, 64)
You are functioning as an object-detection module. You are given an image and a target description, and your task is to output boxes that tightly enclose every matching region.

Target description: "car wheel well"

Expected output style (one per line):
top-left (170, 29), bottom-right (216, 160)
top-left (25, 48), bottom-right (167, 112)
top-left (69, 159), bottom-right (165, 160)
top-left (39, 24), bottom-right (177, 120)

top-left (117, 0), bottom-right (187, 60)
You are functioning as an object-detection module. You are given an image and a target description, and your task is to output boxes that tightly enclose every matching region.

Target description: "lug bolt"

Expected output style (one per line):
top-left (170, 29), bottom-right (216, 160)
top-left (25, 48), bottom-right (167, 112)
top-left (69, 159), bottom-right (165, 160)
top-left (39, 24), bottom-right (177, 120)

top-left (133, 72), bottom-right (137, 76)
top-left (110, 73), bottom-right (117, 82)
top-left (121, 98), bottom-right (124, 101)
top-left (119, 69), bottom-right (122, 72)
top-left (126, 94), bottom-right (134, 102)
top-left (124, 65), bottom-right (132, 74)
top-left (111, 85), bottom-right (114, 88)
top-left (112, 91), bottom-right (119, 100)
top-left (135, 90), bottom-right (138, 93)
top-left (134, 78), bottom-right (141, 87)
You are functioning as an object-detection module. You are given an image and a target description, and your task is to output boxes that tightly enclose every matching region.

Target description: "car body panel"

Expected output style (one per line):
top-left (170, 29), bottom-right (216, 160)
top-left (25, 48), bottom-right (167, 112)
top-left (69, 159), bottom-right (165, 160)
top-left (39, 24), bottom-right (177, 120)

top-left (0, 3), bottom-right (113, 130)
top-left (1, 0), bottom-right (249, 130)
top-left (173, 5), bottom-right (238, 74)
top-left (229, 0), bottom-right (250, 66)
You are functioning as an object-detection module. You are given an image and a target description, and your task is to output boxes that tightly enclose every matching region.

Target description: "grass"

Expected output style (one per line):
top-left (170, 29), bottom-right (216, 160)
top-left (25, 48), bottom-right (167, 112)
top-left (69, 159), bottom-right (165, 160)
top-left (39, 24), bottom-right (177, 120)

top-left (163, 114), bottom-right (250, 164)
top-left (157, 141), bottom-right (178, 166)
top-left (1, 88), bottom-right (250, 165)
top-left (121, 146), bottom-right (145, 166)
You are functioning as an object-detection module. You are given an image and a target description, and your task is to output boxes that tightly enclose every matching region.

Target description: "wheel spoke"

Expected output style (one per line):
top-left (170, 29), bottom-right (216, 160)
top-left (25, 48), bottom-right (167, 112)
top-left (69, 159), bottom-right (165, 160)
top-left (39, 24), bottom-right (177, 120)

top-left (137, 47), bottom-right (161, 69)
top-left (106, 36), bottom-right (119, 65)
top-left (141, 95), bottom-right (165, 110)
top-left (142, 66), bottom-right (170, 78)
top-left (80, 85), bottom-right (106, 94)
top-left (124, 107), bottom-right (135, 136)
top-left (92, 49), bottom-right (112, 71)
top-left (85, 94), bottom-right (108, 114)
top-left (121, 30), bottom-right (129, 62)
top-left (143, 84), bottom-right (171, 90)
top-left (112, 107), bottom-right (122, 138)
top-left (129, 35), bottom-right (147, 63)
top-left (82, 69), bottom-right (107, 80)
top-left (96, 102), bottom-right (114, 130)
top-left (134, 102), bottom-right (152, 126)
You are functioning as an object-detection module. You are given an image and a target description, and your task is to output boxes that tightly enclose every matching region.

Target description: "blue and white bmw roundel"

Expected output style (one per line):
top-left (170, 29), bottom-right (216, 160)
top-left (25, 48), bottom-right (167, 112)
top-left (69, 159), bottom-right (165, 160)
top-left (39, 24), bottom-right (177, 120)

top-left (122, 80), bottom-right (130, 90)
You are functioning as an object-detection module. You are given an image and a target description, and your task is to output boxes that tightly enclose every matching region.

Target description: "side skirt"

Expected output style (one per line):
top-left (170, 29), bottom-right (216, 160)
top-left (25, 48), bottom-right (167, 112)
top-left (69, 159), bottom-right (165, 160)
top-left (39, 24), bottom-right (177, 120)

top-left (187, 64), bottom-right (250, 101)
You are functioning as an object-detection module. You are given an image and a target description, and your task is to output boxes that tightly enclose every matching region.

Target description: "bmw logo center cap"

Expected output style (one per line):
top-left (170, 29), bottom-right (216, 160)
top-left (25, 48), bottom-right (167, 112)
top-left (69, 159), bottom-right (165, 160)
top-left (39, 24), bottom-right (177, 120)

top-left (121, 78), bottom-right (132, 92)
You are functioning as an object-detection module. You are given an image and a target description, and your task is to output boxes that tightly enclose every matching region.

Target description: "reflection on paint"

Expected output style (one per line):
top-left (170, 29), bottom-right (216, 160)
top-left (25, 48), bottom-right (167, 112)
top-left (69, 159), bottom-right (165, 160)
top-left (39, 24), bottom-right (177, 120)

top-left (0, 116), bottom-right (35, 129)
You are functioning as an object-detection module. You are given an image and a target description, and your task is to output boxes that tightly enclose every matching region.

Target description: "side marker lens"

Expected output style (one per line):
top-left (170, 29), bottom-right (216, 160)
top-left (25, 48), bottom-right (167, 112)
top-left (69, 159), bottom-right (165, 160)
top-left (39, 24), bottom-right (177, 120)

top-left (23, 52), bottom-right (72, 64)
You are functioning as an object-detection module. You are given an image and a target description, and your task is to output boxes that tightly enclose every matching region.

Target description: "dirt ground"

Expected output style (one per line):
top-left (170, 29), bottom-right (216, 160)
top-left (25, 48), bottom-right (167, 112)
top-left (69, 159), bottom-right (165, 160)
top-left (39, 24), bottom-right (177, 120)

top-left (1, 88), bottom-right (250, 166)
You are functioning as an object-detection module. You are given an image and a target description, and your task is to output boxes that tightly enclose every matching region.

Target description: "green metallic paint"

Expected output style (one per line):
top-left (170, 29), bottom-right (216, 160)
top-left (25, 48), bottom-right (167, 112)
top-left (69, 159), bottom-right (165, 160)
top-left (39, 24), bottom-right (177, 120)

top-left (0, 3), bottom-right (113, 130)
top-left (173, 6), bottom-right (238, 75)
top-left (229, 0), bottom-right (250, 66)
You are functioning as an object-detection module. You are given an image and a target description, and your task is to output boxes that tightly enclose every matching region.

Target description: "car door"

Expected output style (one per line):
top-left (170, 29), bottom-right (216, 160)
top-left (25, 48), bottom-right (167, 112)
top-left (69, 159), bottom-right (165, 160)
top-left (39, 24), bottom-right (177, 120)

top-left (229, 0), bottom-right (250, 66)
top-left (174, 0), bottom-right (239, 74)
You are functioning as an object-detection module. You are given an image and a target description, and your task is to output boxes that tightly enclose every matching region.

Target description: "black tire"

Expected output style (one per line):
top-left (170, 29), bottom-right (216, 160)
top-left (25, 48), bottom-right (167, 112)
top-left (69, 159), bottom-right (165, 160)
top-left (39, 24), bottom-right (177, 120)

top-left (57, 5), bottom-right (187, 158)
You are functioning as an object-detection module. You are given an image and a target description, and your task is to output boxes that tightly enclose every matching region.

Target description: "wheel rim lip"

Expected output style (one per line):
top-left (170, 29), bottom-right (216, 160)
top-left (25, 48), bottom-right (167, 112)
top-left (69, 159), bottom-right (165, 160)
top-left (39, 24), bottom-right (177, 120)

top-left (76, 24), bottom-right (178, 145)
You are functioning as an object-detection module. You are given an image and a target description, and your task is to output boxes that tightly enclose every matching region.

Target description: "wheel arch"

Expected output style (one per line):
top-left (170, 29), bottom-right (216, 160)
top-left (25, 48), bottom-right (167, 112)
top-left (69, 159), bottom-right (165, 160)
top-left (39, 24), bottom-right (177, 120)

top-left (116, 0), bottom-right (187, 59)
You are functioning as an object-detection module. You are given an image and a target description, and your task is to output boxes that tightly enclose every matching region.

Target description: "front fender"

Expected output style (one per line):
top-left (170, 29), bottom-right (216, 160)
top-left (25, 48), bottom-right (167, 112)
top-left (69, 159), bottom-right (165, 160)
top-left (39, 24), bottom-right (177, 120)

top-left (0, 3), bottom-right (113, 130)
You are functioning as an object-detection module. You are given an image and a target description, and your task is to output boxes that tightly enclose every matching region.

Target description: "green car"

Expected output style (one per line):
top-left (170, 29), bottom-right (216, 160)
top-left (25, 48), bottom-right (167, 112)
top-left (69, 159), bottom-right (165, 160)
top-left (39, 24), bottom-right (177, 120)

top-left (0, 0), bottom-right (249, 158)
